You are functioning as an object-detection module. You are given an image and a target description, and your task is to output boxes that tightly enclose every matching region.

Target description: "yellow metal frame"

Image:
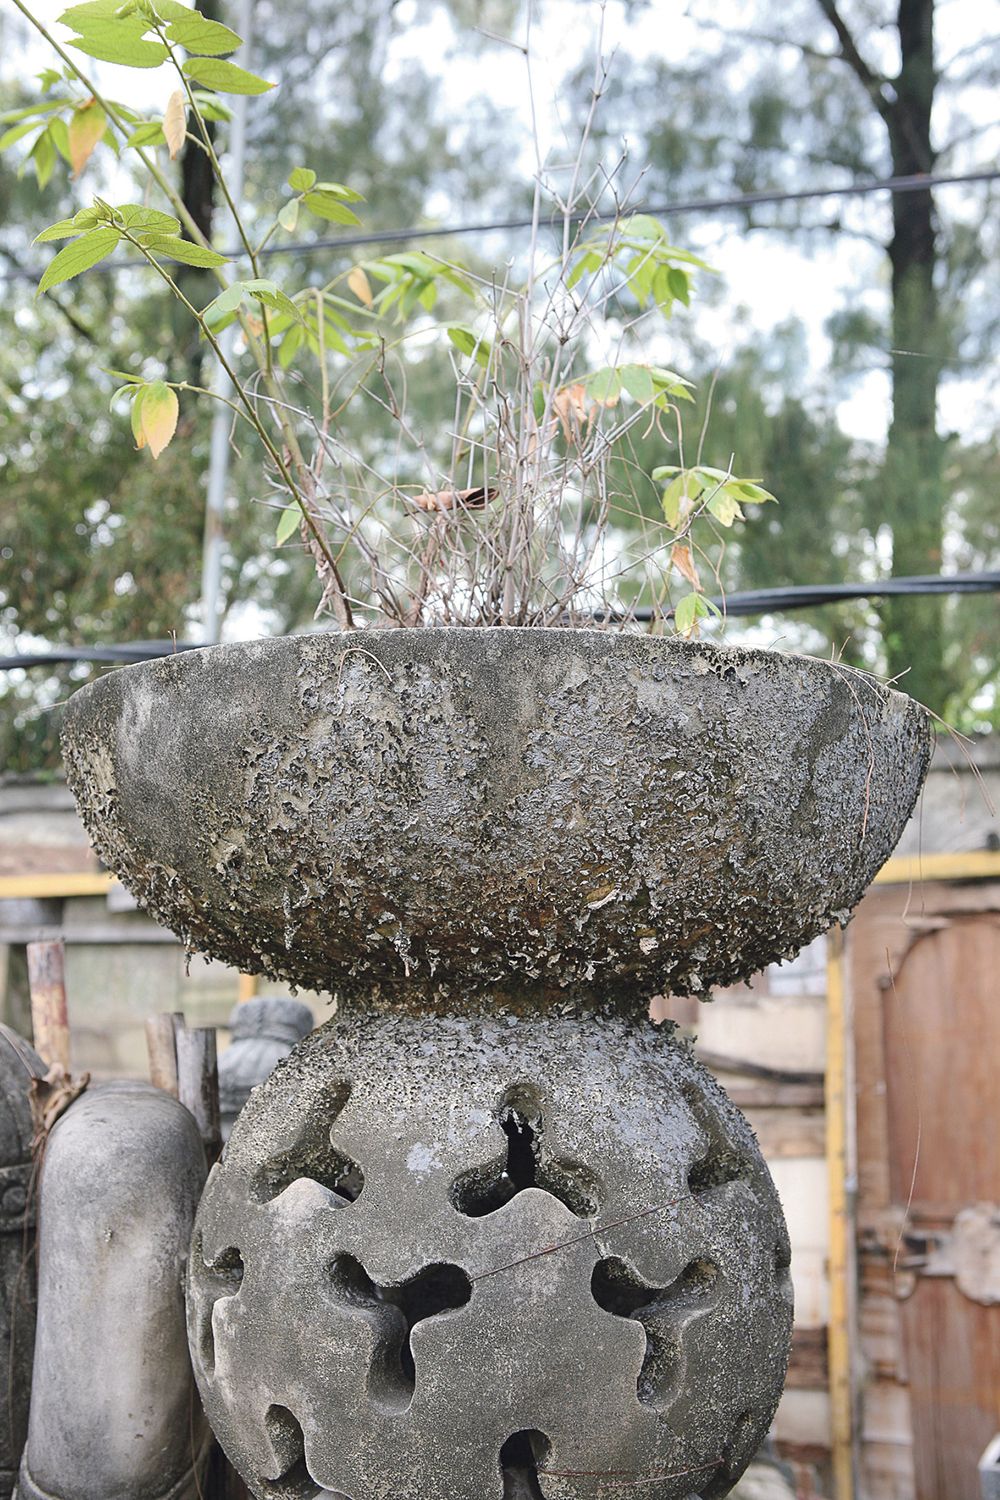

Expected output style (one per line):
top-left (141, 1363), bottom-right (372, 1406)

top-left (0, 871), bottom-right (116, 899)
top-left (874, 849), bottom-right (1000, 885)
top-left (1, 849), bottom-right (996, 902)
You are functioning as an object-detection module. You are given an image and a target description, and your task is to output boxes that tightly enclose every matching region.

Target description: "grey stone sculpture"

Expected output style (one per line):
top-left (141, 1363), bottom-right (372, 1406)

top-left (0, 1026), bottom-right (44, 1500)
top-left (218, 997), bottom-right (314, 1139)
top-left (60, 630), bottom-right (930, 1006)
top-left (59, 629), bottom-right (931, 1500)
top-left (191, 1010), bottom-right (793, 1500)
top-left (16, 1082), bottom-right (209, 1500)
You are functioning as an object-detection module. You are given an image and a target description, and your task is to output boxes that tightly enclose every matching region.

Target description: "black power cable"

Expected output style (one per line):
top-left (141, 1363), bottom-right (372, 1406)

top-left (2, 572), bottom-right (997, 670)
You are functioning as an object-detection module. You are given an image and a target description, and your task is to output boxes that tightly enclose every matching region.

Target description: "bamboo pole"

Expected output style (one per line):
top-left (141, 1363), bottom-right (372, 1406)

top-left (826, 927), bottom-right (855, 1500)
top-left (176, 1025), bottom-right (221, 1162)
top-left (26, 939), bottom-right (70, 1071)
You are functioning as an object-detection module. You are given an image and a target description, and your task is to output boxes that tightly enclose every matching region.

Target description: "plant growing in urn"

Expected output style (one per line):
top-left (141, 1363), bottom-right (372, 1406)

top-left (9, 6), bottom-right (931, 1497)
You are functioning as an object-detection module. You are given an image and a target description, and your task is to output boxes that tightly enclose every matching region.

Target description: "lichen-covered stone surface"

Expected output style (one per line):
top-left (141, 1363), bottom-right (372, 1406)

top-left (61, 629), bottom-right (930, 1011)
top-left (188, 1011), bottom-right (793, 1500)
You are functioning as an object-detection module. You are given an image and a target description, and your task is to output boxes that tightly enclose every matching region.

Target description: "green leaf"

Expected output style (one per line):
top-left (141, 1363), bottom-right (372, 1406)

top-left (649, 367), bottom-right (694, 396)
top-left (130, 385), bottom-right (145, 444)
top-left (182, 57), bottom-right (273, 93)
top-left (730, 480), bottom-right (777, 504)
top-left (126, 120), bottom-right (166, 147)
top-left (620, 213), bottom-right (667, 243)
top-left (241, 278), bottom-right (300, 320)
top-left (566, 248), bottom-right (603, 290)
top-left (312, 180), bottom-right (363, 202)
top-left (141, 233), bottom-right (227, 267)
top-left (116, 204), bottom-right (181, 233)
top-left (35, 208), bottom-right (101, 242)
top-left (202, 282), bottom-right (245, 330)
top-left (58, 0), bottom-right (126, 26)
top-left (103, 365), bottom-right (144, 383)
top-left (277, 198), bottom-right (299, 233)
top-left (49, 117), bottom-right (71, 163)
top-left (302, 190), bottom-right (361, 226)
top-left (152, 0), bottom-right (201, 20)
top-left (275, 504), bottom-right (301, 545)
top-left (674, 592), bottom-right (719, 637)
top-left (287, 166), bottom-right (316, 191)
top-left (583, 367), bottom-right (621, 404)
top-left (660, 474), bottom-right (698, 528)
top-left (28, 129), bottom-right (56, 189)
top-left (192, 90), bottom-right (232, 121)
top-left (447, 324), bottom-right (491, 368)
top-left (165, 14), bottom-right (240, 53)
top-left (69, 26), bottom-right (169, 68)
top-left (619, 364), bottom-right (655, 404)
top-left (38, 226), bottom-right (120, 294)
top-left (666, 265), bottom-right (691, 304)
top-left (277, 321), bottom-right (304, 369)
top-left (706, 491), bottom-right (744, 528)
top-left (1, 101), bottom-right (71, 124)
top-left (0, 119), bottom-right (43, 152)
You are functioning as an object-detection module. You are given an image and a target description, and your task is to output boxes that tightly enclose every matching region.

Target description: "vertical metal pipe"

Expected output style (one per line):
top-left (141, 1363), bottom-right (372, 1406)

top-left (199, 0), bottom-right (255, 644)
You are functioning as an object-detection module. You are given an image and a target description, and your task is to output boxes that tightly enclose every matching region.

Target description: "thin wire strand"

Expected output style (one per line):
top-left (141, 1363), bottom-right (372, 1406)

top-left (2, 168), bottom-right (997, 286)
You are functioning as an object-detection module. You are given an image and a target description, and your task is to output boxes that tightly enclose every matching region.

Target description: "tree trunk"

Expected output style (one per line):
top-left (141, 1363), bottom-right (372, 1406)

top-left (880, 0), bottom-right (950, 712)
top-left (173, 0), bottom-right (221, 388)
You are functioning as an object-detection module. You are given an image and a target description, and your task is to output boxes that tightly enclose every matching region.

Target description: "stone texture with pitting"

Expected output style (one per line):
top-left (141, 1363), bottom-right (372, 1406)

top-left (187, 1012), bottom-right (794, 1500)
top-left (60, 630), bottom-right (929, 1014)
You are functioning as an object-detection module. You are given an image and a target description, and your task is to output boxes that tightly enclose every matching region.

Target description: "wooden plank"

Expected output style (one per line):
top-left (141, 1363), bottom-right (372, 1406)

top-left (741, 1107), bottom-right (826, 1159)
top-left (26, 938), bottom-right (70, 1070)
top-left (882, 915), bottom-right (1000, 1212)
top-left (867, 902), bottom-right (1000, 1500)
top-left (718, 1080), bottom-right (824, 1110)
top-left (786, 1325), bottom-right (829, 1388)
top-left (898, 1279), bottom-right (1000, 1500)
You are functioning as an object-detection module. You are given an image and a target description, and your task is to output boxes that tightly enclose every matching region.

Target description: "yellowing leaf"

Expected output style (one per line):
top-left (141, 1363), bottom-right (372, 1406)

top-left (347, 265), bottom-right (373, 306)
top-left (552, 383), bottom-right (591, 441)
top-left (163, 89), bottom-right (186, 159)
top-left (68, 101), bottom-right (105, 176)
top-left (135, 380), bottom-right (178, 459)
top-left (670, 542), bottom-right (702, 590)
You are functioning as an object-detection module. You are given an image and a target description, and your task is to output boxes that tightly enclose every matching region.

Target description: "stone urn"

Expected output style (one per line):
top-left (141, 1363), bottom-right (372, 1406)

top-left (61, 629), bottom-right (930, 1500)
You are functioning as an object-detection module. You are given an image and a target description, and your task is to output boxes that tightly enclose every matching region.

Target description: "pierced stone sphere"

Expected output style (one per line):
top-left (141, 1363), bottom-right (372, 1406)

top-left (188, 1012), bottom-right (793, 1500)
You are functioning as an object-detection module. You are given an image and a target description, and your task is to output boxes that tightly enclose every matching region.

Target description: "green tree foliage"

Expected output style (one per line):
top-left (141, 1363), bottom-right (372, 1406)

top-left (584, 0), bottom-right (999, 717)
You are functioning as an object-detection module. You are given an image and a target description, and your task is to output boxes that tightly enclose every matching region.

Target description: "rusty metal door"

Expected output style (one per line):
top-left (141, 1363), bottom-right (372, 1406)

top-left (881, 914), bottom-right (1000, 1500)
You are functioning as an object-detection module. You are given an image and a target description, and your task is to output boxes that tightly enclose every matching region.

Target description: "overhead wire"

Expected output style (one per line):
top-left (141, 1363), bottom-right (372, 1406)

top-left (0, 167), bottom-right (997, 286)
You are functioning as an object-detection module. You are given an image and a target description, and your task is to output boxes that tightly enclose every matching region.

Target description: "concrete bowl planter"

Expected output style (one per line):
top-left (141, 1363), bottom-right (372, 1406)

top-left (61, 627), bottom-right (930, 1012)
top-left (60, 628), bottom-right (930, 1500)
